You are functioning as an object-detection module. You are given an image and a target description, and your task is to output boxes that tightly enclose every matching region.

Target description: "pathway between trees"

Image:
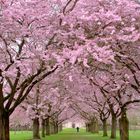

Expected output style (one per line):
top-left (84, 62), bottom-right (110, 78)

top-left (46, 129), bottom-right (99, 140)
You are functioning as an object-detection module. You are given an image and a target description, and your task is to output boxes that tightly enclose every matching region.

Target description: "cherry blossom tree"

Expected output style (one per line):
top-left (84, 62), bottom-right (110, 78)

top-left (0, 1), bottom-right (61, 140)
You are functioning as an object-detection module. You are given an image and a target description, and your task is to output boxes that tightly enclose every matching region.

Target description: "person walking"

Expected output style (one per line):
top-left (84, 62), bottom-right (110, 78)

top-left (76, 127), bottom-right (80, 132)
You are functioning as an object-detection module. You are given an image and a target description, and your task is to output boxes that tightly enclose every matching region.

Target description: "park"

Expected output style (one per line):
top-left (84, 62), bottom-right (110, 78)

top-left (0, 0), bottom-right (140, 140)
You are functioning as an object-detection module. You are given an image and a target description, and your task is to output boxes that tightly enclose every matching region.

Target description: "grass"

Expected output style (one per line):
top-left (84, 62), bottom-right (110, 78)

top-left (10, 128), bottom-right (140, 140)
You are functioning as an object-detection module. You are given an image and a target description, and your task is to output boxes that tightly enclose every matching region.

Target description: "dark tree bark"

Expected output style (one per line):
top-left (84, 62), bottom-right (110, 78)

top-left (110, 115), bottom-right (117, 139)
top-left (0, 82), bottom-right (9, 140)
top-left (41, 119), bottom-right (45, 137)
top-left (46, 117), bottom-right (50, 135)
top-left (88, 123), bottom-right (92, 132)
top-left (0, 111), bottom-right (10, 140)
top-left (54, 123), bottom-right (58, 134)
top-left (87, 123), bottom-right (90, 132)
top-left (33, 118), bottom-right (40, 140)
top-left (119, 111), bottom-right (129, 140)
top-left (102, 119), bottom-right (108, 137)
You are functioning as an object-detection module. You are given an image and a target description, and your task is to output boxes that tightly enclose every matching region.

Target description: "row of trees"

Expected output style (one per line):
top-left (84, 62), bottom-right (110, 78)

top-left (10, 72), bottom-right (77, 139)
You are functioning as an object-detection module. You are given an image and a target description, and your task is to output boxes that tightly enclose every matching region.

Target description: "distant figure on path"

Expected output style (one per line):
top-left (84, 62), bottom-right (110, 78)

top-left (76, 127), bottom-right (80, 132)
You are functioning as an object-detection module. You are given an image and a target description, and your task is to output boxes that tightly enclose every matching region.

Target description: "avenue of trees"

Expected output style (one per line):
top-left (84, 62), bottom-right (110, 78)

top-left (0, 0), bottom-right (140, 140)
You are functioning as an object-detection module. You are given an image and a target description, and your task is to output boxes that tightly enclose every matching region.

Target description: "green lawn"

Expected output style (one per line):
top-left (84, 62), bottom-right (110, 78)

top-left (10, 128), bottom-right (140, 140)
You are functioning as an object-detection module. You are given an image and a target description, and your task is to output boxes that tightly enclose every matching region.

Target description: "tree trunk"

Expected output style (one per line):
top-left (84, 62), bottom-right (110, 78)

top-left (41, 119), bottom-right (45, 137)
top-left (102, 119), bottom-right (108, 137)
top-left (110, 115), bottom-right (117, 139)
top-left (50, 123), bottom-right (55, 134)
top-left (86, 123), bottom-right (90, 132)
top-left (58, 124), bottom-right (63, 132)
top-left (72, 123), bottom-right (75, 128)
top-left (95, 118), bottom-right (99, 133)
top-left (54, 124), bottom-right (58, 134)
top-left (119, 111), bottom-right (129, 140)
top-left (46, 117), bottom-right (50, 135)
top-left (33, 118), bottom-right (40, 140)
top-left (90, 118), bottom-right (99, 133)
top-left (89, 123), bottom-right (93, 133)
top-left (0, 111), bottom-right (10, 140)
